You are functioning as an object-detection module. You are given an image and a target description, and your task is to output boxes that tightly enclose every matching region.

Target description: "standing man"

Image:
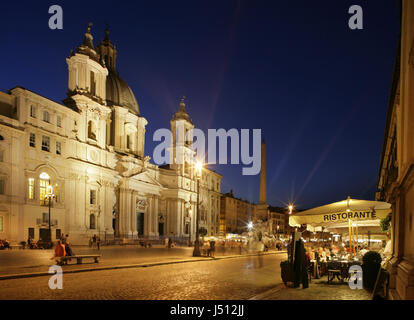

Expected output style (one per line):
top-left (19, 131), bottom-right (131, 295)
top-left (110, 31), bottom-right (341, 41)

top-left (92, 234), bottom-right (97, 248)
top-left (293, 238), bottom-right (309, 289)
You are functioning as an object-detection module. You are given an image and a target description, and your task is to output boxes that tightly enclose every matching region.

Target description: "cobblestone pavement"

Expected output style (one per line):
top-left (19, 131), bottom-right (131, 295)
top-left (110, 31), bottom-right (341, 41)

top-left (257, 279), bottom-right (371, 300)
top-left (0, 253), bottom-right (287, 300)
top-left (0, 245), bottom-right (260, 276)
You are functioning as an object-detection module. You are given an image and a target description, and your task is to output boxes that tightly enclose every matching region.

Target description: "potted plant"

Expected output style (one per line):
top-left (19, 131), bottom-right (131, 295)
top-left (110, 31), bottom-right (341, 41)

top-left (380, 213), bottom-right (391, 232)
top-left (362, 251), bottom-right (382, 291)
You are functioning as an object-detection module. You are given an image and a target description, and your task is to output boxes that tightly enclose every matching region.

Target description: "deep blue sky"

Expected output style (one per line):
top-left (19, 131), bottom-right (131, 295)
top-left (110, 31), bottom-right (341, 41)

top-left (0, 1), bottom-right (399, 209)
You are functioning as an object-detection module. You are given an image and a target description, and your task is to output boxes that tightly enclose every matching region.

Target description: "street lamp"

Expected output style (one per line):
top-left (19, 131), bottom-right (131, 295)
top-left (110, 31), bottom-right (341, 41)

top-left (193, 161), bottom-right (203, 257)
top-left (45, 185), bottom-right (56, 248)
top-left (189, 209), bottom-right (193, 245)
top-left (247, 221), bottom-right (254, 230)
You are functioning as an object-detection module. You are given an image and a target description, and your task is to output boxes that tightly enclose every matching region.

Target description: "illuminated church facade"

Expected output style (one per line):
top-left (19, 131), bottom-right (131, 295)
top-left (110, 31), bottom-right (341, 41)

top-left (0, 25), bottom-right (222, 244)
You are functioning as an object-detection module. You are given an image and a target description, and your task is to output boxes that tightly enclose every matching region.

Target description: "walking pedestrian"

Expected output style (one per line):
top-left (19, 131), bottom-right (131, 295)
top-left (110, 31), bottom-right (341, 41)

top-left (92, 234), bottom-right (97, 248)
top-left (97, 236), bottom-right (101, 250)
top-left (209, 240), bottom-right (216, 258)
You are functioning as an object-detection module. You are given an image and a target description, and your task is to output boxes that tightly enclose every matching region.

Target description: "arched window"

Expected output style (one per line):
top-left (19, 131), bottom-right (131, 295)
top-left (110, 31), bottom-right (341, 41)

top-left (88, 121), bottom-right (96, 140)
top-left (90, 214), bottom-right (96, 229)
top-left (39, 172), bottom-right (50, 205)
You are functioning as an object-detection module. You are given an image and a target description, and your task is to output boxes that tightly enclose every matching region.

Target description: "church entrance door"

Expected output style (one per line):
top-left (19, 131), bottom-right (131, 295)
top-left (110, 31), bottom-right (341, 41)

top-left (137, 212), bottom-right (144, 237)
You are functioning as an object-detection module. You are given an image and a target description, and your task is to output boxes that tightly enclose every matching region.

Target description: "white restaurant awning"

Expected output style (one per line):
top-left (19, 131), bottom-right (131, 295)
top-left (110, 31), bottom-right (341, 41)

top-left (289, 197), bottom-right (391, 227)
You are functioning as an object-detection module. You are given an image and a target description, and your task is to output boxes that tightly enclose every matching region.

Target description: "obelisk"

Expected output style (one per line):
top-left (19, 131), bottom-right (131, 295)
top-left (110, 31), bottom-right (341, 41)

top-left (256, 139), bottom-right (269, 223)
top-left (259, 139), bottom-right (266, 204)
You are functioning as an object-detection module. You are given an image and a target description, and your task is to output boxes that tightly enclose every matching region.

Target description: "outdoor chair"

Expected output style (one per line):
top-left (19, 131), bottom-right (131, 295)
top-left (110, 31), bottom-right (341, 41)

top-left (327, 261), bottom-right (342, 283)
top-left (308, 261), bottom-right (314, 283)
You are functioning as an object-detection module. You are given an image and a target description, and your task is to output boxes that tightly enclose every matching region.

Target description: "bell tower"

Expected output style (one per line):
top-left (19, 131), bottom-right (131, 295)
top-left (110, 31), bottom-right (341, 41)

top-left (66, 23), bottom-right (108, 104)
top-left (96, 27), bottom-right (117, 72)
top-left (170, 97), bottom-right (196, 176)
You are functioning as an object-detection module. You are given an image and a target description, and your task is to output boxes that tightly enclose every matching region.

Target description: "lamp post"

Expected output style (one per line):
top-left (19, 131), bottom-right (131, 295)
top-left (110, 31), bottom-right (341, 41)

top-left (287, 203), bottom-right (294, 238)
top-left (193, 161), bottom-right (202, 257)
top-left (45, 185), bottom-right (56, 248)
top-left (189, 209), bottom-right (193, 245)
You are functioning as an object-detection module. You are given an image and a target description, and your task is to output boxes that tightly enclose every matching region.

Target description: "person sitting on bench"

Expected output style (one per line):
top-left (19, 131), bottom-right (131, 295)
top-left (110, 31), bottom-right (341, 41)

top-left (54, 240), bottom-right (66, 265)
top-left (64, 242), bottom-right (74, 263)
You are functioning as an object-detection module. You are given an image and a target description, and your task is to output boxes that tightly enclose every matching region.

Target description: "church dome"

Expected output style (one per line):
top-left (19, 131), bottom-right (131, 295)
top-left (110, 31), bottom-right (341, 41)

top-left (95, 28), bottom-right (140, 115)
top-left (106, 70), bottom-right (140, 115)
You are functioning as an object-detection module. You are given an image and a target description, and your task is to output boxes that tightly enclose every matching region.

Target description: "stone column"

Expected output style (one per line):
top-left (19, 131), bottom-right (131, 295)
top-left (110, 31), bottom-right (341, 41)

top-left (147, 196), bottom-right (153, 236)
top-left (259, 139), bottom-right (267, 205)
top-left (153, 196), bottom-right (159, 237)
top-left (176, 200), bottom-right (181, 237)
top-left (131, 192), bottom-right (137, 237)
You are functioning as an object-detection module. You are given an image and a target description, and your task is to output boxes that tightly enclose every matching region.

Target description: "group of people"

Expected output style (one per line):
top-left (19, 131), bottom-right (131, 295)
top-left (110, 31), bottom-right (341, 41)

top-left (54, 233), bottom-right (74, 265)
top-left (89, 234), bottom-right (101, 249)
top-left (26, 236), bottom-right (42, 249)
top-left (165, 237), bottom-right (176, 248)
top-left (202, 240), bottom-right (216, 257)
top-left (0, 239), bottom-right (10, 250)
top-left (303, 244), bottom-right (371, 263)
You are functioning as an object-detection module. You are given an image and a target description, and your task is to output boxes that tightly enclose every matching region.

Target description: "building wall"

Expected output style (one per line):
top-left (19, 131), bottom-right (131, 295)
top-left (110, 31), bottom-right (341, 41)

top-left (377, 0), bottom-right (414, 300)
top-left (220, 193), bottom-right (255, 235)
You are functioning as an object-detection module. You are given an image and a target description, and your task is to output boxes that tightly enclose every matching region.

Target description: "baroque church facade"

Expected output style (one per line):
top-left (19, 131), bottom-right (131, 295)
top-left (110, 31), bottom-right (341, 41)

top-left (0, 25), bottom-right (222, 245)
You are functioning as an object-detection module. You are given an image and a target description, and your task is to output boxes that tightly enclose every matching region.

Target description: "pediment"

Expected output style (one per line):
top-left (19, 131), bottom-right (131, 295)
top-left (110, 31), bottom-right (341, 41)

top-left (130, 171), bottom-right (163, 187)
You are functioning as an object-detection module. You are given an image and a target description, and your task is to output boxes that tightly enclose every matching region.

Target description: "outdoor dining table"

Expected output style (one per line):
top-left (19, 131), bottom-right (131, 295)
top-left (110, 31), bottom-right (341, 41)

top-left (311, 259), bottom-right (362, 280)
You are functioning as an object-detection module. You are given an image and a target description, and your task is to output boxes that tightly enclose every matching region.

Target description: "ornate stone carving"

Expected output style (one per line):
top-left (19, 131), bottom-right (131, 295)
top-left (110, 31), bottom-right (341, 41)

top-left (136, 198), bottom-right (147, 210)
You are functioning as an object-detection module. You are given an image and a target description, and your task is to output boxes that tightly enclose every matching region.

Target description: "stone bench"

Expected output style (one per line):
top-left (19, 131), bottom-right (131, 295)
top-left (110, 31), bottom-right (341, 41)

top-left (57, 254), bottom-right (101, 265)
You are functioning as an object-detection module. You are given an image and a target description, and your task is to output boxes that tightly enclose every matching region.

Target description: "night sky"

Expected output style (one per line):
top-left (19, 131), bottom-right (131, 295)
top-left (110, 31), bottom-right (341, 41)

top-left (0, 1), bottom-right (399, 210)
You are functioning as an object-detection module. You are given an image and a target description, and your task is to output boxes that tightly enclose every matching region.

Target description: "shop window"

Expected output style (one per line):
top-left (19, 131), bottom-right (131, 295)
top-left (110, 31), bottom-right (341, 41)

top-left (0, 216), bottom-right (3, 232)
top-left (0, 179), bottom-right (4, 195)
